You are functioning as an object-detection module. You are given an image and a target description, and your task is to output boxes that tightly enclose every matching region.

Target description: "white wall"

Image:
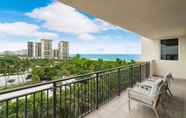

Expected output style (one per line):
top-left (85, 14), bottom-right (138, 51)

top-left (141, 36), bottom-right (186, 79)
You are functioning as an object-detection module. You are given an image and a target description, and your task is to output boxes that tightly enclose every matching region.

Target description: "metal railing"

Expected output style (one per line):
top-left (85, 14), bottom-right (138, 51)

top-left (0, 62), bottom-right (150, 118)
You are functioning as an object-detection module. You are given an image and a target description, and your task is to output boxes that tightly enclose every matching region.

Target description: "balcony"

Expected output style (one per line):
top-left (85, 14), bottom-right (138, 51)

top-left (86, 79), bottom-right (186, 118)
top-left (0, 63), bottom-right (150, 118)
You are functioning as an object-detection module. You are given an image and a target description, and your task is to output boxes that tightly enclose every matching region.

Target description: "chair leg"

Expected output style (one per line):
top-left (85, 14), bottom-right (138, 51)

top-left (167, 87), bottom-right (173, 96)
top-left (128, 97), bottom-right (131, 111)
top-left (153, 95), bottom-right (161, 118)
top-left (153, 107), bottom-right (160, 118)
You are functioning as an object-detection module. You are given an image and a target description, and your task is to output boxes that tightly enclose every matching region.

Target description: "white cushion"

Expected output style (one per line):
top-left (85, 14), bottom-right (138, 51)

top-left (128, 79), bottom-right (163, 106)
top-left (128, 88), bottom-right (154, 105)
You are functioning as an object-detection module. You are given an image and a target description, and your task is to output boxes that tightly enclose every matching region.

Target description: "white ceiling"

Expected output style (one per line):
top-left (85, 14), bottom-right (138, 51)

top-left (60, 0), bottom-right (186, 39)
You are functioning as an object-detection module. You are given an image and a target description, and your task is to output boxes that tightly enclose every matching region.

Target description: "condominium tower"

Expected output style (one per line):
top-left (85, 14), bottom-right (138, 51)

top-left (27, 39), bottom-right (69, 59)
top-left (58, 41), bottom-right (69, 60)
top-left (27, 42), bottom-right (34, 57)
top-left (41, 39), bottom-right (53, 59)
top-left (34, 42), bottom-right (42, 58)
top-left (53, 49), bottom-right (59, 59)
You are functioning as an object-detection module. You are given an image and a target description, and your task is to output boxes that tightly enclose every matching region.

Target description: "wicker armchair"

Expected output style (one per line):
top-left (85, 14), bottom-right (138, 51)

top-left (128, 79), bottom-right (164, 118)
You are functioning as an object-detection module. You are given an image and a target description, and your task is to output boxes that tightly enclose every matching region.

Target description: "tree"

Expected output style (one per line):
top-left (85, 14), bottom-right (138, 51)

top-left (116, 58), bottom-right (122, 66)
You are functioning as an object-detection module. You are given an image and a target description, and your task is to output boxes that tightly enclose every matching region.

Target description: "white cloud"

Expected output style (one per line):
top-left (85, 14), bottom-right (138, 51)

top-left (70, 41), bottom-right (141, 54)
top-left (0, 22), bottom-right (58, 39)
top-left (26, 2), bottom-right (120, 41)
top-left (0, 42), bottom-right (26, 52)
top-left (77, 34), bottom-right (95, 41)
top-left (94, 19), bottom-right (128, 32)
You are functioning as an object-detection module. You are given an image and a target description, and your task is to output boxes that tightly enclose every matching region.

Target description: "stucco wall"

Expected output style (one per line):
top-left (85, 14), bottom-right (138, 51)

top-left (141, 36), bottom-right (186, 79)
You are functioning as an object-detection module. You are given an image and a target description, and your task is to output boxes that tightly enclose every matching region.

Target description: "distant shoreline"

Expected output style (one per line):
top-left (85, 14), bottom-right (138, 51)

top-left (70, 54), bottom-right (141, 61)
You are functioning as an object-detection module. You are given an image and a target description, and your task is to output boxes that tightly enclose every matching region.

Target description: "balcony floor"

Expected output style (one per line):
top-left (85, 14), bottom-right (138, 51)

top-left (85, 79), bottom-right (186, 118)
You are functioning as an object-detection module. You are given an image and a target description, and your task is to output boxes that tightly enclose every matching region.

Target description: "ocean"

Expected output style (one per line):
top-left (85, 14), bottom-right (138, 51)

top-left (71, 54), bottom-right (141, 61)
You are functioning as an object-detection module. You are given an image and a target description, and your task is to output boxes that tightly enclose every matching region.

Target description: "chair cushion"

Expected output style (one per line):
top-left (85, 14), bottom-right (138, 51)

top-left (128, 79), bottom-right (163, 106)
top-left (128, 87), bottom-right (154, 105)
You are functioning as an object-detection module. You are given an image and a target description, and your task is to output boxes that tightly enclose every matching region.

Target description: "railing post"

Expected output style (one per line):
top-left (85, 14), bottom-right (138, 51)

top-left (96, 73), bottom-right (99, 109)
top-left (128, 65), bottom-right (131, 87)
top-left (130, 65), bottom-right (133, 87)
top-left (53, 82), bottom-right (57, 118)
top-left (145, 62), bottom-right (149, 79)
top-left (145, 62), bottom-right (147, 78)
top-left (117, 68), bottom-right (121, 96)
top-left (145, 62), bottom-right (150, 79)
top-left (139, 64), bottom-right (142, 82)
top-left (148, 62), bottom-right (150, 78)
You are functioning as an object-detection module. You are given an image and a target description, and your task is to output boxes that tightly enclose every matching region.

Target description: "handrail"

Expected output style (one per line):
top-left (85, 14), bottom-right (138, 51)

top-left (0, 62), bottom-right (150, 118)
top-left (0, 63), bottom-right (142, 95)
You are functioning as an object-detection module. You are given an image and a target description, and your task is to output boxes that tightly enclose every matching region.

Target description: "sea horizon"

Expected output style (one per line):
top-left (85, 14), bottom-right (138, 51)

top-left (70, 54), bottom-right (141, 61)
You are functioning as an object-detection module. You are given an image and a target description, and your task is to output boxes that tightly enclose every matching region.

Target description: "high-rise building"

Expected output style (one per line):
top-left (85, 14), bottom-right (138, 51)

top-left (35, 42), bottom-right (42, 58)
top-left (41, 39), bottom-right (53, 59)
top-left (27, 40), bottom-right (69, 59)
top-left (53, 49), bottom-right (59, 59)
top-left (27, 42), bottom-right (34, 57)
top-left (58, 41), bottom-right (69, 60)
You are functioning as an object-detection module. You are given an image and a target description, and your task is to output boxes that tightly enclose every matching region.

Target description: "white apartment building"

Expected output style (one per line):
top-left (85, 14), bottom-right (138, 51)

top-left (53, 49), bottom-right (59, 59)
top-left (58, 41), bottom-right (69, 60)
top-left (34, 42), bottom-right (42, 58)
top-left (41, 39), bottom-right (53, 59)
top-left (27, 42), bottom-right (34, 57)
top-left (27, 39), bottom-right (69, 60)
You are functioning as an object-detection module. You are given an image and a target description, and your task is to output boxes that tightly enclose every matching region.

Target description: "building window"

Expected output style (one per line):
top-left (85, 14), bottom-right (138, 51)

top-left (161, 38), bottom-right (178, 60)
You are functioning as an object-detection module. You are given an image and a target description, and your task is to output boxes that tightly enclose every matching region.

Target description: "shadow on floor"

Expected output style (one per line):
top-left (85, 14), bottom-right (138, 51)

top-left (159, 95), bottom-right (185, 118)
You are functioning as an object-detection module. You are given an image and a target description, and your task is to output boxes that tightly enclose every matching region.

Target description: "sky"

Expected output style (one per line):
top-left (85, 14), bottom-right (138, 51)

top-left (0, 0), bottom-right (141, 54)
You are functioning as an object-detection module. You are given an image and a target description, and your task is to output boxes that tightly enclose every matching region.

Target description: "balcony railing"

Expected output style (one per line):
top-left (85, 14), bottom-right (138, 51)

top-left (0, 62), bottom-right (150, 118)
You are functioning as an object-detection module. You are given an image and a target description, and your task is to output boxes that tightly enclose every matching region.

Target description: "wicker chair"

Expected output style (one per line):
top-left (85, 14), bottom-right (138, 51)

top-left (128, 73), bottom-right (174, 118)
top-left (128, 79), bottom-right (164, 118)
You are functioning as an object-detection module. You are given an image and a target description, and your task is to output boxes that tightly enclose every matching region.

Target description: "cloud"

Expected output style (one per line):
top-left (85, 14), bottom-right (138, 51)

top-left (94, 19), bottom-right (129, 32)
top-left (0, 22), bottom-right (58, 39)
top-left (26, 2), bottom-right (121, 41)
top-left (70, 40), bottom-right (141, 54)
top-left (0, 42), bottom-right (26, 52)
top-left (77, 34), bottom-right (95, 41)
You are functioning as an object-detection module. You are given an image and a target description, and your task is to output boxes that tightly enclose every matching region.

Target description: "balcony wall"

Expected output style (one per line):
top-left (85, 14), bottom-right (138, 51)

top-left (141, 36), bottom-right (186, 79)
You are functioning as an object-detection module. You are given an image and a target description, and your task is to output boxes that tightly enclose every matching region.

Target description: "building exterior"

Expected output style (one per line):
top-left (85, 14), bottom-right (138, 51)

top-left (27, 40), bottom-right (69, 60)
top-left (41, 39), bottom-right (53, 59)
top-left (27, 42), bottom-right (34, 57)
top-left (141, 36), bottom-right (186, 79)
top-left (53, 49), bottom-right (59, 59)
top-left (34, 42), bottom-right (42, 58)
top-left (58, 41), bottom-right (69, 60)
